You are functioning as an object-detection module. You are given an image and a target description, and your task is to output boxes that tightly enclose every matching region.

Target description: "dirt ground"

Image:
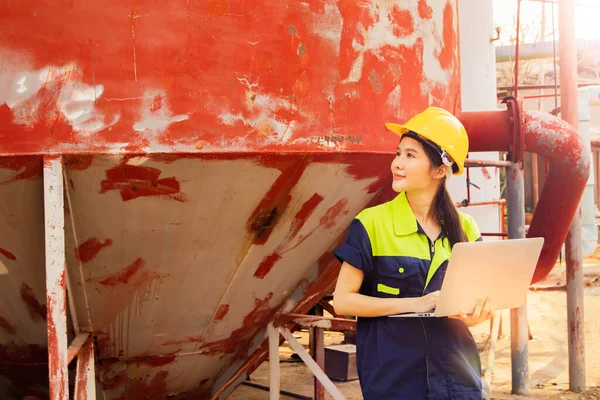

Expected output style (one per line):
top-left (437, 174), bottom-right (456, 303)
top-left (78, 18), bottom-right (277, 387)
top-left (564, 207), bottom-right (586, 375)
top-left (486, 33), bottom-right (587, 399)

top-left (230, 257), bottom-right (600, 400)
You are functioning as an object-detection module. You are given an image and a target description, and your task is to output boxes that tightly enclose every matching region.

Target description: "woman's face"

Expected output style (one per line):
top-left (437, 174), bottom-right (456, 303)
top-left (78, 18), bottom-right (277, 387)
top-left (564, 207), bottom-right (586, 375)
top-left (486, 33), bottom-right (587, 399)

top-left (391, 136), bottom-right (443, 193)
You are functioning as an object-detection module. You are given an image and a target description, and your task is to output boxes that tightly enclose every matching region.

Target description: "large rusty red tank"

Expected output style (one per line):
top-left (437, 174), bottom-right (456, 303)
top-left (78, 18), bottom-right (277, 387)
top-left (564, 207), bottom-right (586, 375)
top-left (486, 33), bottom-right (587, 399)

top-left (0, 0), bottom-right (461, 398)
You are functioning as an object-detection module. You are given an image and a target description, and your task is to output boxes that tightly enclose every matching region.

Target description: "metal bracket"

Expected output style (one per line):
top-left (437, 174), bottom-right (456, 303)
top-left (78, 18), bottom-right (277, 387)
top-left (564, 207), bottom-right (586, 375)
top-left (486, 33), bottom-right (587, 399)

top-left (502, 96), bottom-right (525, 163)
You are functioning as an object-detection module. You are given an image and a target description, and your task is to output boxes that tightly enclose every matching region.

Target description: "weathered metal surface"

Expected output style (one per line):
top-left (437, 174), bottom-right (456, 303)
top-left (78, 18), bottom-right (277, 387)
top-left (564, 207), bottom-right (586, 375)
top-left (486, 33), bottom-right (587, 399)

top-left (558, 0), bottom-right (586, 392)
top-left (75, 339), bottom-right (97, 400)
top-left (43, 156), bottom-right (69, 400)
top-left (506, 163), bottom-right (529, 395)
top-left (461, 108), bottom-right (591, 284)
top-left (0, 1), bottom-right (462, 398)
top-left (0, 0), bottom-right (460, 156)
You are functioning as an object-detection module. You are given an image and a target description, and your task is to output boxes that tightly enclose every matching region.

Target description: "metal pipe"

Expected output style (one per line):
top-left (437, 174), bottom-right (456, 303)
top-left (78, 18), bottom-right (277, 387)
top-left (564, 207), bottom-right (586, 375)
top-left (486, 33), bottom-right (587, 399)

top-left (498, 82), bottom-right (600, 92)
top-left (268, 323), bottom-right (280, 400)
top-left (532, 154), bottom-right (540, 206)
top-left (523, 93), bottom-right (562, 100)
top-left (507, 163), bottom-right (529, 395)
top-left (481, 233), bottom-right (508, 237)
top-left (311, 306), bottom-right (325, 400)
top-left (460, 107), bottom-right (590, 284)
top-left (465, 159), bottom-right (512, 168)
top-left (514, 0), bottom-right (522, 99)
top-left (559, 0), bottom-right (586, 391)
top-left (43, 156), bottom-right (69, 400)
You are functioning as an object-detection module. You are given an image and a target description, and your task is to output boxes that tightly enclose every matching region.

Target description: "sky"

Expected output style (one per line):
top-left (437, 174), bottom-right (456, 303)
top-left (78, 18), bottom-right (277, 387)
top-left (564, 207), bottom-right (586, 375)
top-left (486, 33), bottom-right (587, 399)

top-left (493, 0), bottom-right (600, 45)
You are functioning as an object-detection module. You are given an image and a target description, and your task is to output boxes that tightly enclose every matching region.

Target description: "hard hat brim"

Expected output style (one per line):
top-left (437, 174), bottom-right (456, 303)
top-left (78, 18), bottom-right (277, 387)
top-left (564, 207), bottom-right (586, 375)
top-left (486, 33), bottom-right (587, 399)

top-left (384, 122), bottom-right (465, 175)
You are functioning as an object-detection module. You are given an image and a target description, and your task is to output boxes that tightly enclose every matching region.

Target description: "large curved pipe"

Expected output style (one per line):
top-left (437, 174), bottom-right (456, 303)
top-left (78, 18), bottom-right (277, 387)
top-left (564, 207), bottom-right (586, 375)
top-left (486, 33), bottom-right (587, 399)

top-left (460, 107), bottom-right (590, 284)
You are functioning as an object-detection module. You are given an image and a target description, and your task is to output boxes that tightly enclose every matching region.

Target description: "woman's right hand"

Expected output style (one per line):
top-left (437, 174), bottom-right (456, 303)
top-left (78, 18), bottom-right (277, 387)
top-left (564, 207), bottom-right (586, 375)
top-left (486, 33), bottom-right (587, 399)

top-left (411, 290), bottom-right (440, 313)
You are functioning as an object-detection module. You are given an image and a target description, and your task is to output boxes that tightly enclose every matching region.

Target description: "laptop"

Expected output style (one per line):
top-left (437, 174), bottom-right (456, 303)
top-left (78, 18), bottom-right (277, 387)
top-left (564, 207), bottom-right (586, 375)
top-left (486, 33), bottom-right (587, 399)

top-left (389, 237), bottom-right (544, 318)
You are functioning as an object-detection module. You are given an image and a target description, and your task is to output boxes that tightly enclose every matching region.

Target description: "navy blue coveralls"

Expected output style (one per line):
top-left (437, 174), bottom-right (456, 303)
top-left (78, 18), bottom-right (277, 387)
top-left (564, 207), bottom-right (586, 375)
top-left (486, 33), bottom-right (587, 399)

top-left (334, 192), bottom-right (483, 400)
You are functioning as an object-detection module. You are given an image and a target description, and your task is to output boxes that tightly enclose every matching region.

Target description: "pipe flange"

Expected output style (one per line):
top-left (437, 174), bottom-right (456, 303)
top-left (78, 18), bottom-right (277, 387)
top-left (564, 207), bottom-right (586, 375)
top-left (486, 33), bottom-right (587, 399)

top-left (501, 96), bottom-right (525, 163)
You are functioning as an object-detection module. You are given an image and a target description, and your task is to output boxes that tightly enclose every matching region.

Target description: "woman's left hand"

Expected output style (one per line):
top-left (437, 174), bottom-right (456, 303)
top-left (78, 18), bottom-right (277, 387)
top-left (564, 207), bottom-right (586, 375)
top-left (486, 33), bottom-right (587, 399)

top-left (450, 296), bottom-right (494, 327)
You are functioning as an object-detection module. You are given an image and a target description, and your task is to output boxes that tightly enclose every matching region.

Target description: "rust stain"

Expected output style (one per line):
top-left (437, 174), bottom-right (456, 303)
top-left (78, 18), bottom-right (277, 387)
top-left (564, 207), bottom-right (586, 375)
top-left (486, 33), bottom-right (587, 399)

top-left (99, 258), bottom-right (145, 286)
top-left (100, 165), bottom-right (185, 202)
top-left (254, 253), bottom-right (282, 279)
top-left (247, 157), bottom-right (310, 245)
top-left (0, 247), bottom-right (17, 261)
top-left (113, 371), bottom-right (169, 400)
top-left (20, 282), bottom-right (47, 322)
top-left (0, 316), bottom-right (16, 334)
top-left (76, 238), bottom-right (113, 263)
top-left (214, 304), bottom-right (230, 321)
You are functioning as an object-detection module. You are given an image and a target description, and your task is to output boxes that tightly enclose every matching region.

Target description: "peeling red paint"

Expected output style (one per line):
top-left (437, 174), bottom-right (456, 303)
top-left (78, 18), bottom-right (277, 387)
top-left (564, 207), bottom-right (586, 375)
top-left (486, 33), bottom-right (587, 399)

top-left (19, 282), bottom-right (47, 322)
top-left (289, 193), bottom-right (324, 238)
top-left (418, 0), bottom-right (433, 19)
top-left (0, 317), bottom-right (16, 335)
top-left (0, 156), bottom-right (42, 182)
top-left (320, 198), bottom-right (350, 229)
top-left (214, 304), bottom-right (230, 321)
top-left (0, 248), bottom-right (16, 261)
top-left (247, 157), bottom-right (310, 245)
top-left (254, 253), bottom-right (282, 279)
top-left (201, 292), bottom-right (275, 354)
top-left (98, 367), bottom-right (127, 390)
top-left (389, 5), bottom-right (415, 37)
top-left (163, 293), bottom-right (275, 357)
top-left (46, 270), bottom-right (67, 400)
top-left (439, 2), bottom-right (456, 70)
top-left (76, 238), bottom-right (113, 263)
top-left (100, 165), bottom-right (185, 202)
top-left (99, 258), bottom-right (145, 286)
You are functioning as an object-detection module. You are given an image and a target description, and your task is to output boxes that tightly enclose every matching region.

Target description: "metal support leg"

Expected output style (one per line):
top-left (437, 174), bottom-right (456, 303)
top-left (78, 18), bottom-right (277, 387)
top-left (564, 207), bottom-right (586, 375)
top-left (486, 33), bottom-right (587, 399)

top-left (75, 340), bottom-right (97, 400)
top-left (268, 323), bottom-right (280, 400)
top-left (311, 306), bottom-right (325, 400)
top-left (506, 163), bottom-right (529, 395)
top-left (279, 328), bottom-right (345, 400)
top-left (566, 207), bottom-right (586, 392)
top-left (44, 156), bottom-right (68, 400)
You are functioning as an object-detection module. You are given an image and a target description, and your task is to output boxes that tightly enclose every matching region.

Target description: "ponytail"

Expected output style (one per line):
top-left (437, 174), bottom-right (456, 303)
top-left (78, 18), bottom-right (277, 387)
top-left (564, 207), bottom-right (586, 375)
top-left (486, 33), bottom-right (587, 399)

top-left (434, 180), bottom-right (467, 247)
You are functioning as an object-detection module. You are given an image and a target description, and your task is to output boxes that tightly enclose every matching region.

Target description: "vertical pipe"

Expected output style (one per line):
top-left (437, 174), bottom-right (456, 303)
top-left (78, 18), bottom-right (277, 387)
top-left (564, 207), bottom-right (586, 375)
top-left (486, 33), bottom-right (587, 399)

top-left (507, 163), bottom-right (529, 395)
top-left (513, 0), bottom-right (522, 99)
top-left (558, 0), bottom-right (586, 392)
top-left (75, 340), bottom-right (96, 400)
top-left (312, 306), bottom-right (325, 400)
top-left (268, 323), bottom-right (280, 400)
top-left (44, 156), bottom-right (68, 400)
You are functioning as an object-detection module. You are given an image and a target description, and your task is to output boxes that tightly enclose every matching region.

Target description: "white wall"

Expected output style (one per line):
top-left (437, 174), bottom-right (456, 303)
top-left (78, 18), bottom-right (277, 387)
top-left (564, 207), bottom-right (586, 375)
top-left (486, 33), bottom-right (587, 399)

top-left (453, 0), bottom-right (502, 238)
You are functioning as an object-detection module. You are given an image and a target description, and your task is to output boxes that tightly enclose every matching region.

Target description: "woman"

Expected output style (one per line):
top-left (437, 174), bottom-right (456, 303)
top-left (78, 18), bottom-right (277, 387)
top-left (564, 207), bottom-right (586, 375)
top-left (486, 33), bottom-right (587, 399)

top-left (333, 107), bottom-right (494, 400)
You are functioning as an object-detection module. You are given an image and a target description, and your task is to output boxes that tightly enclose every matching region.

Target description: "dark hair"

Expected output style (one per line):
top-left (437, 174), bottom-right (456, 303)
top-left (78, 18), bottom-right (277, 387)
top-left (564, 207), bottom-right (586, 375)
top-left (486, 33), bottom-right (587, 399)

top-left (402, 132), bottom-right (467, 247)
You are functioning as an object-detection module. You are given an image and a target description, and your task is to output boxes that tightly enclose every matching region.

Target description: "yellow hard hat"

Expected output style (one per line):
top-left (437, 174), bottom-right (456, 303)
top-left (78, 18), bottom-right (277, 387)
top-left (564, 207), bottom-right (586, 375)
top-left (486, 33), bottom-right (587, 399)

top-left (385, 107), bottom-right (469, 175)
